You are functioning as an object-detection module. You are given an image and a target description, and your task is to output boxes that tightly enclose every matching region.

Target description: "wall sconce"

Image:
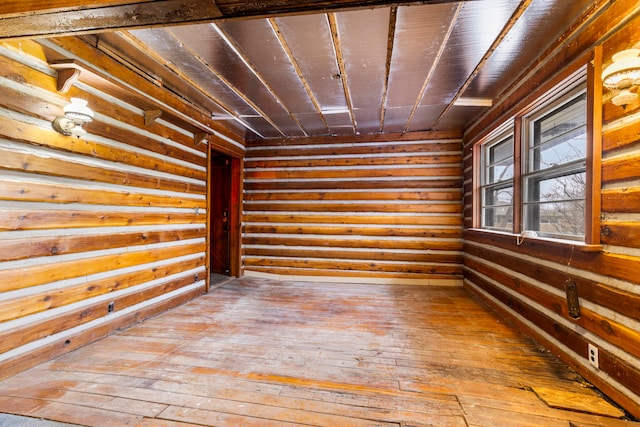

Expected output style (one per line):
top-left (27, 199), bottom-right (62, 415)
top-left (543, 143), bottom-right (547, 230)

top-left (53, 98), bottom-right (94, 137)
top-left (602, 45), bottom-right (640, 107)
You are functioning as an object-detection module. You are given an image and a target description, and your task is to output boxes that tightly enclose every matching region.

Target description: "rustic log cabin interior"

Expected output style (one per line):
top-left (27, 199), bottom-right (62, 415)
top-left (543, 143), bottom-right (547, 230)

top-left (1, 0), bottom-right (640, 425)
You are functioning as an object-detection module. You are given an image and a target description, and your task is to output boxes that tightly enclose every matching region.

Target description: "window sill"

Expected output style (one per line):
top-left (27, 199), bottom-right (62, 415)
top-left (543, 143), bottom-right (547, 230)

top-left (465, 228), bottom-right (603, 253)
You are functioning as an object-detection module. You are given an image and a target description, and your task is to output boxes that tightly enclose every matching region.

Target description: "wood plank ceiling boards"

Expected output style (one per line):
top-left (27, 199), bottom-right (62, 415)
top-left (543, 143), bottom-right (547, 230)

top-left (0, 0), bottom-right (598, 141)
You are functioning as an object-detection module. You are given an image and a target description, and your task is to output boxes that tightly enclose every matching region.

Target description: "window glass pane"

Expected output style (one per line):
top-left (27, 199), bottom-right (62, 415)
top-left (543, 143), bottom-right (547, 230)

top-left (481, 130), bottom-right (514, 232)
top-left (489, 157), bottom-right (514, 183)
top-left (490, 138), bottom-right (512, 164)
top-left (536, 172), bottom-right (586, 202)
top-left (486, 136), bottom-right (514, 184)
top-left (523, 80), bottom-right (587, 241)
top-left (530, 93), bottom-right (586, 172)
top-left (486, 186), bottom-right (514, 207)
top-left (483, 185), bottom-right (513, 231)
top-left (524, 200), bottom-right (585, 237)
top-left (525, 171), bottom-right (585, 237)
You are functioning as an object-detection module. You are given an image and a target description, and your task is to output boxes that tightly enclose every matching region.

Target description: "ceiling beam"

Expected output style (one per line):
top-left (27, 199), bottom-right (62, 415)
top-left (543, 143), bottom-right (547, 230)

top-left (0, 0), bottom-right (466, 40)
top-left (379, 6), bottom-right (398, 133)
top-left (327, 13), bottom-right (357, 134)
top-left (431, 0), bottom-right (533, 130)
top-left (269, 18), bottom-right (331, 135)
top-left (403, 2), bottom-right (461, 133)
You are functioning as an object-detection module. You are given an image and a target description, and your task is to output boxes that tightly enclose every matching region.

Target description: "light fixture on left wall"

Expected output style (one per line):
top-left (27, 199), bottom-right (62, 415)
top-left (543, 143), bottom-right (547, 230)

top-left (53, 98), bottom-right (94, 137)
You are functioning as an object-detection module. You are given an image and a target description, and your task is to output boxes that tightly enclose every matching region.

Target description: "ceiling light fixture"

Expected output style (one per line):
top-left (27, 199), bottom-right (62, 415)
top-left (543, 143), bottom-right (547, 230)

top-left (453, 97), bottom-right (493, 107)
top-left (52, 98), bottom-right (94, 137)
top-left (602, 45), bottom-right (640, 107)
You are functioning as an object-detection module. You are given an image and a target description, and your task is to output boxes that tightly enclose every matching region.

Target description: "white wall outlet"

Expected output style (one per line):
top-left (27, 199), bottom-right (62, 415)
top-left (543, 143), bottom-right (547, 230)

top-left (588, 343), bottom-right (599, 369)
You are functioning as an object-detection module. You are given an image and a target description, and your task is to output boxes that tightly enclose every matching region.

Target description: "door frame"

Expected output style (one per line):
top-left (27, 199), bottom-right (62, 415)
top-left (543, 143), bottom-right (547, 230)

top-left (206, 145), bottom-right (243, 292)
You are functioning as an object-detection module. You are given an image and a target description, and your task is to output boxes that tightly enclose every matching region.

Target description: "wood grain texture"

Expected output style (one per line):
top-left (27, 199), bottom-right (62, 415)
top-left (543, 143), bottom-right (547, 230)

top-left (247, 140), bottom-right (462, 158)
top-left (0, 146), bottom-right (206, 195)
top-left (42, 37), bottom-right (243, 154)
top-left (243, 137), bottom-right (463, 282)
top-left (462, 9), bottom-right (640, 418)
top-left (0, 40), bottom-right (211, 381)
top-left (0, 277), bottom-right (633, 426)
top-left (0, 178), bottom-right (206, 208)
top-left (0, 228), bottom-right (206, 262)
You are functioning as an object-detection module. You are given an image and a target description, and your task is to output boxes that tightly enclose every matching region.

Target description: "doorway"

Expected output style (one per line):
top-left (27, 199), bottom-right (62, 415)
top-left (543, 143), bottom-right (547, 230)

top-left (209, 155), bottom-right (231, 276)
top-left (208, 149), bottom-right (243, 289)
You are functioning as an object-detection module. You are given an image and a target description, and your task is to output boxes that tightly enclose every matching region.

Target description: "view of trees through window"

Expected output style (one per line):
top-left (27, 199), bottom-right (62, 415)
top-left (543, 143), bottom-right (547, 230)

top-left (482, 134), bottom-right (514, 232)
top-left (479, 80), bottom-right (587, 241)
top-left (524, 91), bottom-right (586, 239)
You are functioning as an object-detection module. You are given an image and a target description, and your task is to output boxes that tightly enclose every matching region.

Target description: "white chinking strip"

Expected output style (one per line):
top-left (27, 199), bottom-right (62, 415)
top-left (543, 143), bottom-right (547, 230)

top-left (244, 221), bottom-right (461, 229)
top-left (464, 279), bottom-right (640, 401)
top-left (465, 239), bottom-right (640, 295)
top-left (0, 170), bottom-right (205, 200)
top-left (246, 150), bottom-right (462, 161)
top-left (0, 238), bottom-right (205, 271)
top-left (246, 139), bottom-right (462, 151)
top-left (244, 163), bottom-right (461, 172)
top-left (244, 176), bottom-right (462, 183)
top-left (244, 244), bottom-right (462, 255)
top-left (244, 270), bottom-right (461, 286)
top-left (0, 281), bottom-right (205, 361)
top-left (38, 40), bottom-right (244, 152)
top-left (0, 253), bottom-right (205, 302)
top-left (244, 187), bottom-right (459, 194)
top-left (0, 136), bottom-right (205, 186)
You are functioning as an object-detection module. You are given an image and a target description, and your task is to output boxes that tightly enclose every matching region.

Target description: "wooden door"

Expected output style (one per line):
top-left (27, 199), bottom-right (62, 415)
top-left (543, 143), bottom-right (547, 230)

top-left (210, 155), bottom-right (231, 275)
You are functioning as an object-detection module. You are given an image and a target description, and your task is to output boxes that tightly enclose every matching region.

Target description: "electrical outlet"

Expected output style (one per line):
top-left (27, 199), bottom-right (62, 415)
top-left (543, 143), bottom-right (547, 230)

top-left (107, 301), bottom-right (115, 313)
top-left (588, 343), bottom-right (599, 369)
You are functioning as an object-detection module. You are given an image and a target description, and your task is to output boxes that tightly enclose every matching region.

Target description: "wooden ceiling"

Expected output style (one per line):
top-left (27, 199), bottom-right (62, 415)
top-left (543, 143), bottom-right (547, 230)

top-left (1, 0), bottom-right (598, 140)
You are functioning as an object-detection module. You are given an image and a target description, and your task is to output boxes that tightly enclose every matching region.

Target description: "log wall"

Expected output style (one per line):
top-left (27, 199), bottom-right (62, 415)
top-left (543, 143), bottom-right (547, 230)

top-left (0, 37), bottom-right (243, 379)
top-left (243, 133), bottom-right (464, 285)
top-left (463, 3), bottom-right (640, 418)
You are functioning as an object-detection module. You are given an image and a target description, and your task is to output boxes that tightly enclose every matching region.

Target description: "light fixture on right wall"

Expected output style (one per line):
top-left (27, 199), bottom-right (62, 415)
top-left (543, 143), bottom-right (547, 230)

top-left (602, 44), bottom-right (640, 107)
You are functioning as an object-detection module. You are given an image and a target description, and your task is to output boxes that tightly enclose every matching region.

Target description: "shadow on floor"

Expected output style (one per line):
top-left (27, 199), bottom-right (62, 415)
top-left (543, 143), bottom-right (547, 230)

top-left (210, 273), bottom-right (234, 290)
top-left (0, 414), bottom-right (79, 427)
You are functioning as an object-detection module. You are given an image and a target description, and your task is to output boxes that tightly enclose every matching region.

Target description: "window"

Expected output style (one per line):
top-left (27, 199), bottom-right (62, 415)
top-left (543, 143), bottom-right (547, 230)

top-left (477, 69), bottom-right (592, 242)
top-left (523, 84), bottom-right (586, 240)
top-left (481, 131), bottom-right (514, 232)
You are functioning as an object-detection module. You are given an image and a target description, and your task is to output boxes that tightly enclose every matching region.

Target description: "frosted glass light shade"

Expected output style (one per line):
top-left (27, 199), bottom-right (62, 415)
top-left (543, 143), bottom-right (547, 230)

top-left (602, 48), bottom-right (640, 90)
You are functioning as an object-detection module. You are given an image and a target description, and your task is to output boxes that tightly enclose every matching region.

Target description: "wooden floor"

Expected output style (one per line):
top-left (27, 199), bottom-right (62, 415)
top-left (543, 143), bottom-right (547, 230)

top-left (0, 277), bottom-right (635, 426)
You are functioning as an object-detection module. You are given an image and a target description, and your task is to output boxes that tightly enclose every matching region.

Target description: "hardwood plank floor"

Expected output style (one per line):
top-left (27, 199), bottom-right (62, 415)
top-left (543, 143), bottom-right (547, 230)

top-left (0, 277), bottom-right (636, 426)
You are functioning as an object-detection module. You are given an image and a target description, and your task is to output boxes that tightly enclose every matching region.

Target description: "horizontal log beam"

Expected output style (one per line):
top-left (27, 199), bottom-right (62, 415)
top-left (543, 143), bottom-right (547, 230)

top-left (0, 228), bottom-right (205, 262)
top-left (464, 276), bottom-right (640, 417)
top-left (246, 256), bottom-right (462, 274)
top-left (243, 236), bottom-right (463, 251)
top-left (0, 257), bottom-right (204, 323)
top-left (0, 147), bottom-right (206, 195)
top-left (0, 281), bottom-right (204, 380)
top-left (243, 247), bottom-right (463, 264)
top-left (0, 209), bottom-right (205, 232)
top-left (248, 141), bottom-right (462, 158)
top-left (243, 213), bottom-right (462, 226)
top-left (245, 167), bottom-right (462, 180)
top-left (0, 179), bottom-right (206, 209)
top-left (246, 265), bottom-right (462, 281)
top-left (245, 154), bottom-right (462, 169)
top-left (0, 242), bottom-right (205, 292)
top-left (243, 224), bottom-right (461, 239)
top-left (243, 202), bottom-right (462, 213)
top-left (244, 190), bottom-right (461, 202)
top-left (244, 179), bottom-right (464, 191)
top-left (0, 1), bottom-right (464, 40)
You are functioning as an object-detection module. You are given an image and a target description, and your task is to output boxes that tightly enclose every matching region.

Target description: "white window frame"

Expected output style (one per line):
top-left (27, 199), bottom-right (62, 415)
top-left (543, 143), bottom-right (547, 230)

top-left (480, 128), bottom-right (514, 232)
top-left (521, 79), bottom-right (587, 241)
